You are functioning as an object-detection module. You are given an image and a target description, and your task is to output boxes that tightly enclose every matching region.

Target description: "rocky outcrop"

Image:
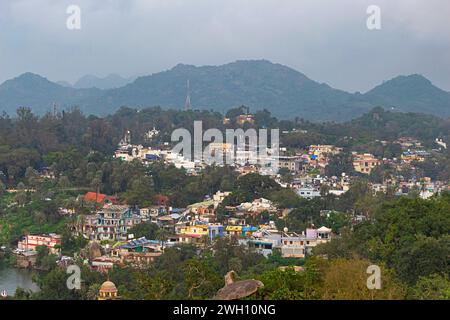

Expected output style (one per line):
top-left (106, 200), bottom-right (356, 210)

top-left (215, 270), bottom-right (264, 300)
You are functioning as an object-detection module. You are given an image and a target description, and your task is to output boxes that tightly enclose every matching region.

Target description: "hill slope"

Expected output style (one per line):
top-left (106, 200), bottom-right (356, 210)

top-left (0, 73), bottom-right (101, 115)
top-left (364, 74), bottom-right (450, 116)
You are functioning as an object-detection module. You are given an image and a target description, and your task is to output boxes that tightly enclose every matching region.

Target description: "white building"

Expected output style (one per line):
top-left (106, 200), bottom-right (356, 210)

top-left (296, 186), bottom-right (321, 199)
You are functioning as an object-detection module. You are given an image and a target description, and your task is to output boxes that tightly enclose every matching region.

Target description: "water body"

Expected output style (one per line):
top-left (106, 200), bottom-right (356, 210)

top-left (0, 266), bottom-right (39, 297)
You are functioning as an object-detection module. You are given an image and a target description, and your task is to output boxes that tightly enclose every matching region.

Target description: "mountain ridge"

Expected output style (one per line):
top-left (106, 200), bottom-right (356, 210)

top-left (0, 60), bottom-right (448, 121)
top-left (73, 73), bottom-right (136, 89)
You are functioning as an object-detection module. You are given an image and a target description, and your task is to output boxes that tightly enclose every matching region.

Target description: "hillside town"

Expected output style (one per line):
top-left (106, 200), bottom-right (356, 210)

top-left (1, 106), bottom-right (448, 300)
top-left (1, 0), bottom-right (450, 314)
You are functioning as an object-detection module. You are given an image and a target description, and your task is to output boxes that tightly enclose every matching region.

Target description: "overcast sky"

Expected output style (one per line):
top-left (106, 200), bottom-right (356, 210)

top-left (0, 0), bottom-right (449, 92)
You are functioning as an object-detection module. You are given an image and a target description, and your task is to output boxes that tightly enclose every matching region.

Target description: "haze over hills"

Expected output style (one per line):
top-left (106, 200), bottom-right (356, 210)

top-left (0, 60), bottom-right (448, 121)
top-left (73, 74), bottom-right (137, 90)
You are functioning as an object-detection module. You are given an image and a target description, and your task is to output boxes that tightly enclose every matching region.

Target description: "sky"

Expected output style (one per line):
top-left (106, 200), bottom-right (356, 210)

top-left (0, 0), bottom-right (449, 92)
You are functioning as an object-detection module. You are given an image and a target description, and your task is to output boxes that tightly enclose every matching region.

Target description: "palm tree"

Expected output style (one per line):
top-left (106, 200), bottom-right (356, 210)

top-left (156, 228), bottom-right (168, 251)
top-left (200, 234), bottom-right (210, 249)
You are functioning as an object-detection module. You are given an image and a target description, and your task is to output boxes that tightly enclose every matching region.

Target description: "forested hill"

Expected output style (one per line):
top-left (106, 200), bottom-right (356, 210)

top-left (0, 60), bottom-right (449, 121)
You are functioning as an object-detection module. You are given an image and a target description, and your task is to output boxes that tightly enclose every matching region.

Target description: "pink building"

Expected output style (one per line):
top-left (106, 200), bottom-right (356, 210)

top-left (18, 234), bottom-right (62, 254)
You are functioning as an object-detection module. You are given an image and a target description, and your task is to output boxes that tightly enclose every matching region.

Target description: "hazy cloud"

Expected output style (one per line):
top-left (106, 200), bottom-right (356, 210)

top-left (0, 0), bottom-right (449, 92)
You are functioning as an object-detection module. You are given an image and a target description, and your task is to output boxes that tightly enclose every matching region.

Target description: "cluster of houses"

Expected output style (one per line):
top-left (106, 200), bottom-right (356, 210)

top-left (12, 121), bottom-right (449, 274)
top-left (283, 137), bottom-right (448, 200)
top-left (110, 124), bottom-right (450, 205)
top-left (111, 124), bottom-right (448, 201)
top-left (13, 186), bottom-right (335, 272)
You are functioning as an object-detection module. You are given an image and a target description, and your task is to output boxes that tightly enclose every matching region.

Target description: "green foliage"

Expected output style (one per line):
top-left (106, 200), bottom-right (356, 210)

top-left (124, 176), bottom-right (155, 207)
top-left (408, 273), bottom-right (450, 300)
top-left (183, 256), bottom-right (222, 299)
top-left (61, 231), bottom-right (88, 256)
top-left (35, 245), bottom-right (57, 271)
top-left (127, 222), bottom-right (159, 239)
top-left (257, 268), bottom-right (307, 300)
top-left (323, 211), bottom-right (351, 234)
top-left (316, 195), bottom-right (450, 285)
top-left (268, 189), bottom-right (301, 209)
top-left (32, 264), bottom-right (104, 300)
top-left (222, 173), bottom-right (281, 206)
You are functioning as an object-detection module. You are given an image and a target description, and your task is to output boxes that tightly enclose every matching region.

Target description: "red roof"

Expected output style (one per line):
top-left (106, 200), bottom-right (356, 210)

top-left (154, 194), bottom-right (169, 206)
top-left (84, 192), bottom-right (118, 204)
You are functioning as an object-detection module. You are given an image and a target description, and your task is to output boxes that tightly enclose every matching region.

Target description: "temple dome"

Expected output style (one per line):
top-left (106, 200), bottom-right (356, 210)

top-left (100, 281), bottom-right (117, 293)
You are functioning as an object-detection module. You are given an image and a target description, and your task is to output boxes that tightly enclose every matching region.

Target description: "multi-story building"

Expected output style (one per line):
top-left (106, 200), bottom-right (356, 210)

top-left (18, 234), bottom-right (62, 254)
top-left (277, 155), bottom-right (302, 172)
top-left (76, 204), bottom-right (143, 241)
top-left (353, 153), bottom-right (381, 174)
top-left (280, 227), bottom-right (332, 258)
top-left (96, 205), bottom-right (142, 241)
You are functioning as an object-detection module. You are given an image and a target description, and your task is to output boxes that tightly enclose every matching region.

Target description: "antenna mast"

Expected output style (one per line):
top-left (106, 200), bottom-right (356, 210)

top-left (184, 79), bottom-right (192, 111)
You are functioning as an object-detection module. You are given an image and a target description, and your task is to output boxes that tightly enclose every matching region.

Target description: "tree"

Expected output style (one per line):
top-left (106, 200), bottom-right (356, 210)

top-left (35, 245), bottom-right (58, 271)
top-left (25, 167), bottom-right (38, 188)
top-left (128, 222), bottom-right (159, 239)
top-left (13, 287), bottom-right (33, 300)
top-left (257, 268), bottom-right (307, 300)
top-left (125, 176), bottom-right (155, 207)
top-left (392, 236), bottom-right (450, 284)
top-left (183, 257), bottom-right (222, 299)
top-left (226, 106), bottom-right (248, 120)
top-left (125, 272), bottom-right (173, 300)
top-left (58, 176), bottom-right (71, 189)
top-left (323, 211), bottom-right (351, 234)
top-left (61, 231), bottom-right (88, 256)
top-left (155, 228), bottom-right (169, 251)
top-left (325, 152), bottom-right (354, 177)
top-left (320, 259), bottom-right (406, 300)
top-left (223, 173), bottom-right (281, 205)
top-left (14, 190), bottom-right (28, 206)
top-left (0, 180), bottom-right (6, 196)
top-left (268, 189), bottom-right (300, 209)
top-left (408, 273), bottom-right (450, 300)
top-left (34, 264), bottom-right (103, 300)
top-left (256, 258), bottom-right (322, 300)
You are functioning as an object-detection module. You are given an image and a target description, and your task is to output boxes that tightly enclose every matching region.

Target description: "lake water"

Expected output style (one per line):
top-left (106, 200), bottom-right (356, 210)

top-left (0, 266), bottom-right (40, 297)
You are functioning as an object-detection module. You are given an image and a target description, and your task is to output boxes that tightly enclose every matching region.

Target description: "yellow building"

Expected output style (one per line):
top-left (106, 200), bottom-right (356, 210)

top-left (401, 151), bottom-right (428, 163)
top-left (178, 225), bottom-right (208, 237)
top-left (353, 154), bottom-right (381, 174)
top-left (226, 225), bottom-right (242, 237)
top-left (308, 145), bottom-right (341, 157)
